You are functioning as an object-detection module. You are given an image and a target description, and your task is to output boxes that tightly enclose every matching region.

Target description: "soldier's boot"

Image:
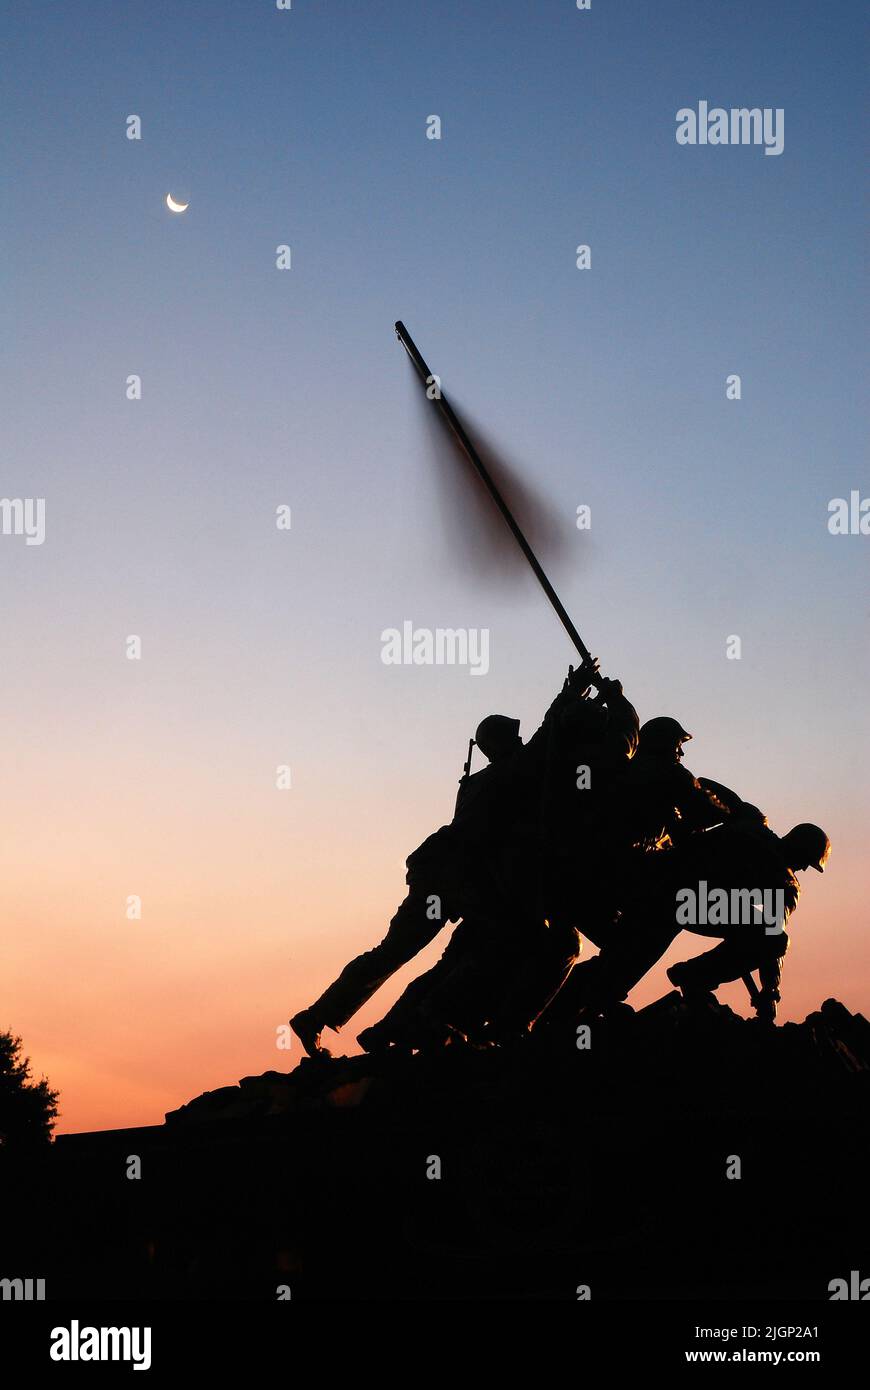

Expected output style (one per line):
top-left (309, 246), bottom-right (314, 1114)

top-left (753, 995), bottom-right (778, 1027)
top-left (666, 963), bottom-right (718, 1010)
top-left (289, 1008), bottom-right (332, 1059)
top-left (357, 1020), bottom-right (398, 1054)
top-left (413, 1002), bottom-right (464, 1051)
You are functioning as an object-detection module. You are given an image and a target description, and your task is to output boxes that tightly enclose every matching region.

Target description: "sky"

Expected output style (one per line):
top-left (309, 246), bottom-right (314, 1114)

top-left (1, 0), bottom-right (866, 1134)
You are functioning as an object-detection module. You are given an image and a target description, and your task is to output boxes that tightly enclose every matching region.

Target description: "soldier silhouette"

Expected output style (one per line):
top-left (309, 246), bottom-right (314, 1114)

top-left (291, 656), bottom-right (634, 1055)
top-left (562, 819), bottom-right (830, 1023)
top-left (289, 711), bottom-right (522, 1056)
top-left (357, 664), bottom-right (641, 1051)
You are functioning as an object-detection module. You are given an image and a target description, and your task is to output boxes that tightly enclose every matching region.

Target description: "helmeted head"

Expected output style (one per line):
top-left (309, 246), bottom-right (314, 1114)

top-left (639, 716), bottom-right (693, 761)
top-left (781, 823), bottom-right (831, 874)
top-left (474, 714), bottom-right (522, 763)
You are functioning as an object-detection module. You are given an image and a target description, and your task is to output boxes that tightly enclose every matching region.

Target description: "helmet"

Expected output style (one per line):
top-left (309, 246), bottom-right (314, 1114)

top-left (474, 714), bottom-right (521, 761)
top-left (639, 717), bottom-right (692, 755)
top-left (784, 823), bottom-right (831, 873)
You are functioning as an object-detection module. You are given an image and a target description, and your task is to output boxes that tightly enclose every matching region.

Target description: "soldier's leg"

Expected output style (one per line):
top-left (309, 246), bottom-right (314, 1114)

top-left (296, 885), bottom-right (447, 1040)
top-left (594, 917), bottom-right (681, 1001)
top-left (412, 917), bottom-right (508, 1040)
top-left (668, 932), bottom-right (789, 998)
top-left (358, 924), bottom-right (470, 1051)
top-left (545, 911), bottom-right (680, 1023)
top-left (360, 919), bottom-right (502, 1052)
top-left (493, 919), bottom-right (583, 1037)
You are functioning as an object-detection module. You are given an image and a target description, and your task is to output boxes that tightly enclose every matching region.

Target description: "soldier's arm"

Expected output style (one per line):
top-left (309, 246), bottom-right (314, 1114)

top-left (696, 778), bottom-right (745, 815)
top-left (596, 679), bottom-right (640, 760)
top-left (756, 935), bottom-right (788, 1023)
top-left (540, 673), bottom-right (639, 760)
top-left (697, 778), bottom-right (771, 830)
top-left (675, 767), bottom-right (732, 832)
top-left (523, 668), bottom-right (594, 754)
top-left (521, 693), bottom-right (567, 758)
top-left (758, 950), bottom-right (785, 999)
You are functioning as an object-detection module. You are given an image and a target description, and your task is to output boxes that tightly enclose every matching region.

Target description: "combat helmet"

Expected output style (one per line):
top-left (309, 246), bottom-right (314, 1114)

top-left (783, 823), bottom-right (831, 873)
top-left (639, 716), bottom-right (692, 757)
top-left (475, 714), bottom-right (522, 761)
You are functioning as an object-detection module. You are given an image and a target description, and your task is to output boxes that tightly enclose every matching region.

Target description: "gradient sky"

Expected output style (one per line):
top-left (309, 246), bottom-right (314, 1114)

top-left (2, 0), bottom-right (866, 1133)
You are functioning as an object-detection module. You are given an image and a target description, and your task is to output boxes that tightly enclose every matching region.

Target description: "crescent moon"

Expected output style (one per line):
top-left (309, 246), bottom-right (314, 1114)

top-left (166, 193), bottom-right (189, 213)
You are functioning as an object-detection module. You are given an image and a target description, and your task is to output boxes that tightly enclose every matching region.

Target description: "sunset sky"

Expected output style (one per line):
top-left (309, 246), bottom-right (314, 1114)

top-left (2, 0), bottom-right (866, 1133)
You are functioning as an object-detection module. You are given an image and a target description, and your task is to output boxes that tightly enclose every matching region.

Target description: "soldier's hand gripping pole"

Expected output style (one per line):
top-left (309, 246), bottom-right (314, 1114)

top-left (395, 320), bottom-right (599, 681)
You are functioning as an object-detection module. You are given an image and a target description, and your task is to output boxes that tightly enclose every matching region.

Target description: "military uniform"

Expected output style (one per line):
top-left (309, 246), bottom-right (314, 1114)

top-left (363, 677), bottom-right (639, 1047)
top-left (300, 724), bottom-right (542, 1036)
top-left (565, 821), bottom-right (801, 1011)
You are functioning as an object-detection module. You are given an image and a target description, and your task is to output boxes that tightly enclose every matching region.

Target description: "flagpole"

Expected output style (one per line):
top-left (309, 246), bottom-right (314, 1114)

top-left (395, 320), bottom-right (595, 669)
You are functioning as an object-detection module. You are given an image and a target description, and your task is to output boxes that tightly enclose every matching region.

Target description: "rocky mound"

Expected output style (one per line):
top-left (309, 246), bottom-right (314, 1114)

top-left (13, 994), bottom-right (870, 1300)
top-left (166, 993), bottom-right (870, 1128)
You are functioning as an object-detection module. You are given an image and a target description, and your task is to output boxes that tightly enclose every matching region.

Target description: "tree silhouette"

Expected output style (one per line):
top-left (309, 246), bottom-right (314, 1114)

top-left (0, 1030), bottom-right (59, 1148)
